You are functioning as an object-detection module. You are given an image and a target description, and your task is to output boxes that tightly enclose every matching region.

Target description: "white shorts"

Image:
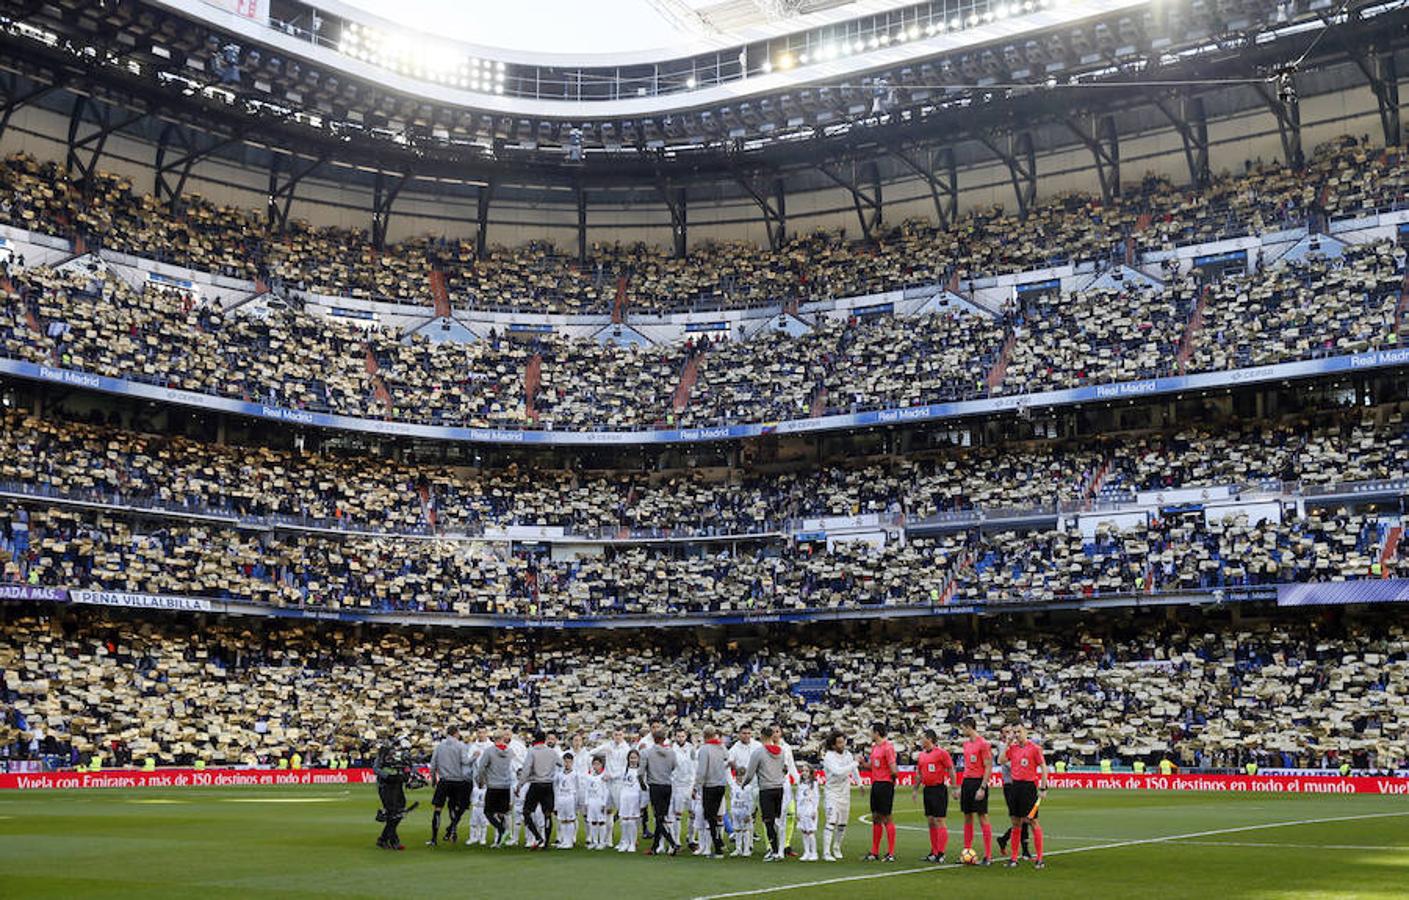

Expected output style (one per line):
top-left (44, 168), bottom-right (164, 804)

top-left (555, 802), bottom-right (577, 820)
top-left (671, 789), bottom-right (693, 817)
top-left (825, 789), bottom-right (851, 825)
top-left (607, 780), bottom-right (623, 811)
top-left (586, 801), bottom-right (606, 822)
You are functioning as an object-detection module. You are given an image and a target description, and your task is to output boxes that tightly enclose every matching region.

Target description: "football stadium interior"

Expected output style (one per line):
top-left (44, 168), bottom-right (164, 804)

top-left (1, 0), bottom-right (1409, 896)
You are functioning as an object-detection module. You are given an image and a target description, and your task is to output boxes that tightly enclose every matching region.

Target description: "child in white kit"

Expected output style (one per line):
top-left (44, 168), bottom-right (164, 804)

top-left (583, 757), bottom-right (610, 849)
top-left (615, 749), bottom-right (643, 853)
top-left (690, 789), bottom-right (707, 854)
top-left (511, 780), bottom-right (533, 847)
top-left (467, 782), bottom-right (489, 845)
top-left (729, 769), bottom-right (755, 857)
top-left (554, 752), bottom-right (581, 849)
top-left (795, 762), bottom-right (820, 861)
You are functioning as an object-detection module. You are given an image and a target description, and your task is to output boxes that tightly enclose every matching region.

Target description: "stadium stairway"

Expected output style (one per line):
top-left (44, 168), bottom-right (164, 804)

top-left (611, 274), bottom-right (628, 324)
top-left (1381, 526), bottom-right (1402, 575)
top-left (364, 347), bottom-right (394, 417)
top-left (19, 286), bottom-right (40, 335)
top-left (1083, 458), bottom-right (1114, 501)
top-left (984, 330), bottom-right (1018, 390)
top-left (417, 482), bottom-right (438, 529)
top-left (672, 351), bottom-right (701, 414)
top-left (1176, 284), bottom-right (1211, 373)
top-left (429, 269), bottom-right (452, 319)
top-left (1396, 270), bottom-right (1409, 342)
top-left (939, 547), bottom-right (979, 604)
top-left (524, 352), bottom-right (543, 422)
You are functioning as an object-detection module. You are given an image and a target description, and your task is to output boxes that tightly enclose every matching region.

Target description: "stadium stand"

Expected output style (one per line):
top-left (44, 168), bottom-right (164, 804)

top-left (2, 609), bottom-right (1405, 773)
top-left (0, 135), bottom-right (1406, 318)
top-left (2, 407), bottom-right (1407, 538)
top-left (1, 237), bottom-right (1404, 431)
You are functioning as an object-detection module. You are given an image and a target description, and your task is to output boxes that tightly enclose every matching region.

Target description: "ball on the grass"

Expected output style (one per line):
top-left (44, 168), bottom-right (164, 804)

top-left (960, 847), bottom-right (978, 865)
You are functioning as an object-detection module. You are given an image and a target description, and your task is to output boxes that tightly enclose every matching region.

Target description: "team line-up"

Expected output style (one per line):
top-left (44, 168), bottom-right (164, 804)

top-left (373, 718), bottom-right (1050, 867)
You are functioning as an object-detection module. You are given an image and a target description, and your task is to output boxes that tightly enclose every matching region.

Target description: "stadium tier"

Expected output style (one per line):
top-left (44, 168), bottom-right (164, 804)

top-left (3, 608), bottom-right (1406, 772)
top-left (0, 135), bottom-right (1405, 315)
top-left (0, 225), bottom-right (1404, 431)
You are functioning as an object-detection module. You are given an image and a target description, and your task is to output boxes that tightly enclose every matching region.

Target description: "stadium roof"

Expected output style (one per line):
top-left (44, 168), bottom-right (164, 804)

top-left (320, 0), bottom-right (936, 57)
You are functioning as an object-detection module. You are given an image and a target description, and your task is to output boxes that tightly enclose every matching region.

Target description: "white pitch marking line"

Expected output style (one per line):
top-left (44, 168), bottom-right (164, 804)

top-left (219, 797), bottom-right (341, 804)
top-left (1167, 839), bottom-right (1408, 851)
top-left (690, 810), bottom-right (1409, 899)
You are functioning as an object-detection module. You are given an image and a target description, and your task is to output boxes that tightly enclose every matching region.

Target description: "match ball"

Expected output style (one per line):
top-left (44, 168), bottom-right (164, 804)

top-left (960, 847), bottom-right (978, 865)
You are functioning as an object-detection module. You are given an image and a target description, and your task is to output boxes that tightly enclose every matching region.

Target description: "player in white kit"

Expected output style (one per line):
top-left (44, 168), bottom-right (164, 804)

top-left (670, 727), bottom-right (697, 849)
top-left (821, 730), bottom-right (861, 861)
top-left (590, 729), bottom-right (632, 844)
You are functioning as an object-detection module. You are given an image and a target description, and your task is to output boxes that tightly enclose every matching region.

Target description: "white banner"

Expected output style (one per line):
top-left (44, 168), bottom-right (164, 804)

top-left (70, 591), bottom-right (214, 612)
top-left (212, 0), bottom-right (269, 24)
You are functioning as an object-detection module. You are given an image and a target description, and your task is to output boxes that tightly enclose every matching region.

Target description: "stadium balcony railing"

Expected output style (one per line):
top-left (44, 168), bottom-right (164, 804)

top-left (0, 478), bottom-right (795, 544)
top-left (5, 472), bottom-right (1402, 548)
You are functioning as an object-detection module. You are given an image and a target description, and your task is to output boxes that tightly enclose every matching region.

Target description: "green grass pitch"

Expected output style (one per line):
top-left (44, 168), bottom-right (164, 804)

top-left (1, 786), bottom-right (1406, 898)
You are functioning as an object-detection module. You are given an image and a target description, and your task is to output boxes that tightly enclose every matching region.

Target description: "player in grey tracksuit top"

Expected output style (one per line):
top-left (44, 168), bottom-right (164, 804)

top-left (742, 733), bottom-right (788, 859)
top-left (428, 727), bottom-right (473, 845)
top-left (693, 729), bottom-right (729, 857)
top-left (520, 732), bottom-right (560, 848)
top-left (476, 737), bottom-right (516, 845)
top-left (640, 732), bottom-right (679, 854)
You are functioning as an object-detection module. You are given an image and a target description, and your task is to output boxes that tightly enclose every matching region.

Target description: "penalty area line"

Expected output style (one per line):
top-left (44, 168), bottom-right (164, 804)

top-left (689, 810), bottom-right (1409, 899)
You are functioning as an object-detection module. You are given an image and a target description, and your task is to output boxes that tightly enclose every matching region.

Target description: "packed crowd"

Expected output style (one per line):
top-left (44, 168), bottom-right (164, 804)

top-left (2, 610), bottom-right (1403, 776)
top-left (0, 407), bottom-right (1403, 538)
top-left (1, 489), bottom-right (1402, 616)
top-left (0, 136), bottom-right (1404, 316)
top-left (1, 233), bottom-right (1403, 431)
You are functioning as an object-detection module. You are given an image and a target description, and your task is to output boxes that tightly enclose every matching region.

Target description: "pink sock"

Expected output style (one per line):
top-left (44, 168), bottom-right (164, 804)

top-left (963, 820), bottom-right (973, 850)
top-left (886, 821), bottom-right (896, 854)
top-left (871, 822), bottom-right (882, 855)
top-left (981, 823), bottom-right (993, 859)
top-left (1033, 822), bottom-right (1044, 861)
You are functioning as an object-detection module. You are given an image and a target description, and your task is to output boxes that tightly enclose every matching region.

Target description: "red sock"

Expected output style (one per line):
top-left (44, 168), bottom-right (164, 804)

top-left (871, 822), bottom-right (882, 855)
top-left (1032, 822), bottom-right (1044, 861)
top-left (886, 821), bottom-right (896, 854)
top-left (928, 825), bottom-right (939, 854)
top-left (963, 820), bottom-right (974, 850)
top-left (981, 823), bottom-right (993, 859)
top-left (937, 823), bottom-right (949, 853)
top-left (1010, 823), bottom-right (1021, 860)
